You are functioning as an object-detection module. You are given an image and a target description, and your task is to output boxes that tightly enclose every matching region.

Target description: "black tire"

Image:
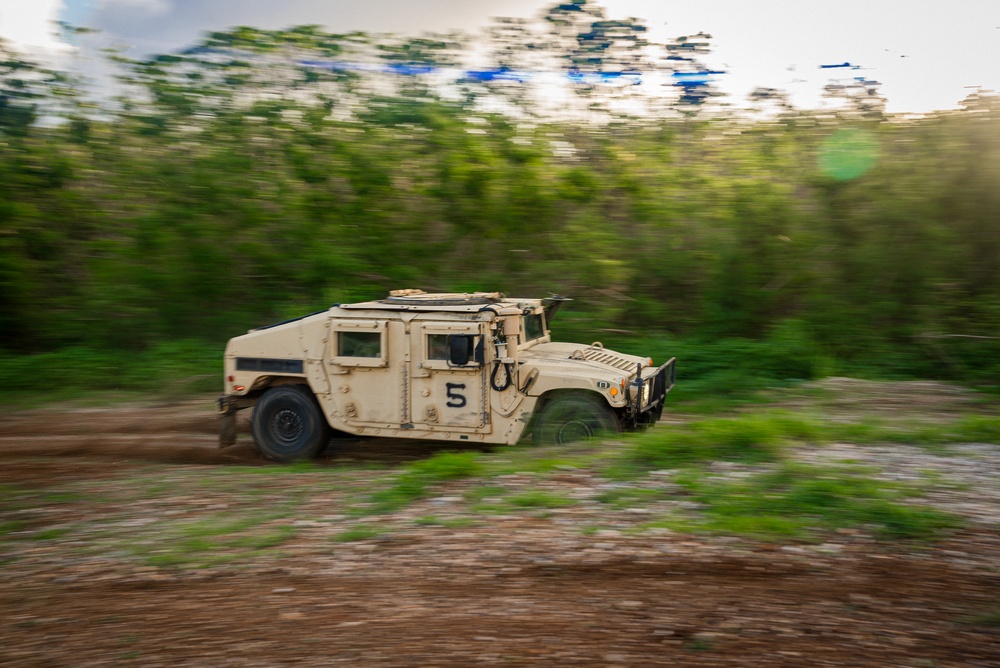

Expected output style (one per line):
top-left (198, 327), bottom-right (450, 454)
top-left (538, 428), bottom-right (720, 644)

top-left (532, 394), bottom-right (621, 446)
top-left (251, 385), bottom-right (331, 462)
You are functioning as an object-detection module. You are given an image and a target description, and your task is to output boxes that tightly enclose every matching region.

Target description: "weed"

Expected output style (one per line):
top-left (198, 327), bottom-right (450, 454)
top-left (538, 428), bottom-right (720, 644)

top-left (30, 527), bottom-right (73, 541)
top-left (42, 491), bottom-right (85, 504)
top-left (684, 636), bottom-right (716, 652)
top-left (507, 491), bottom-right (575, 509)
top-left (333, 525), bottom-right (384, 542)
top-left (179, 515), bottom-right (283, 538)
top-left (667, 462), bottom-right (960, 540)
top-left (594, 487), bottom-right (667, 507)
top-left (470, 501), bottom-right (511, 515)
top-left (621, 413), bottom-right (797, 474)
top-left (960, 605), bottom-right (1000, 627)
top-left (0, 341), bottom-right (223, 409)
top-left (0, 520), bottom-right (27, 536)
top-left (414, 516), bottom-right (475, 528)
top-left (410, 451), bottom-right (483, 480)
top-left (955, 415), bottom-right (1000, 444)
top-left (483, 452), bottom-right (596, 476)
top-left (463, 485), bottom-right (508, 503)
top-left (357, 451), bottom-right (484, 515)
top-left (228, 526), bottom-right (298, 549)
top-left (144, 553), bottom-right (190, 568)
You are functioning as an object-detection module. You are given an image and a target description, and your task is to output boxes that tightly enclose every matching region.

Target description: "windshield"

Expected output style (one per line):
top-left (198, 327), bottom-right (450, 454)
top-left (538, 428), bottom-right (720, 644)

top-left (524, 312), bottom-right (546, 343)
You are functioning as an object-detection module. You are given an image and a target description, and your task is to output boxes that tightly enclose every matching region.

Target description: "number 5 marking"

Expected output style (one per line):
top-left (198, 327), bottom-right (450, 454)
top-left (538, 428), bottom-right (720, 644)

top-left (446, 383), bottom-right (467, 408)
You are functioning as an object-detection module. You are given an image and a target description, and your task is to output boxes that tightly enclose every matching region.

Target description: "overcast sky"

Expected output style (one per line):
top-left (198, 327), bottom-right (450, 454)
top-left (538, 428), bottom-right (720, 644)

top-left (2, 0), bottom-right (998, 113)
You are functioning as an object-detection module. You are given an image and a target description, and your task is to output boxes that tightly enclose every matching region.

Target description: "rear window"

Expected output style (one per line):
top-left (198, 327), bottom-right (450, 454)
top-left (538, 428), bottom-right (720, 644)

top-left (338, 331), bottom-right (381, 357)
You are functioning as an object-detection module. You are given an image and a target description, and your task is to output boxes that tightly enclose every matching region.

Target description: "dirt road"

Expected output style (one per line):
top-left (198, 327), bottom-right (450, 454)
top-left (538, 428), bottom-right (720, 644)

top-left (2, 383), bottom-right (999, 666)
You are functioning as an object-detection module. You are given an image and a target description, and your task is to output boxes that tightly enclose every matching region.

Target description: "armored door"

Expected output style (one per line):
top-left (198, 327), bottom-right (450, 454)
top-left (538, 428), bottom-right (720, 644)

top-left (409, 322), bottom-right (489, 431)
top-left (326, 319), bottom-right (404, 427)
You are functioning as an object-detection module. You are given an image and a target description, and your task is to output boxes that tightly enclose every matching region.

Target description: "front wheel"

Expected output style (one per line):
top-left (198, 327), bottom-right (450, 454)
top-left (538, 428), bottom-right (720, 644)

top-left (532, 394), bottom-right (621, 446)
top-left (251, 385), bottom-right (331, 462)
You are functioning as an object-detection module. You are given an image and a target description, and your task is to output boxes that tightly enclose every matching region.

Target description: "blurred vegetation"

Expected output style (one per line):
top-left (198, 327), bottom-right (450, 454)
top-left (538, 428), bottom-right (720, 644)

top-left (2, 2), bottom-right (1000, 399)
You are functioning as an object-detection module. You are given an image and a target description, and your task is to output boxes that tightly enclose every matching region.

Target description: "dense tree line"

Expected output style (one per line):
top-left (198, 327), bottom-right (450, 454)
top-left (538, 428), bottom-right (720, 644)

top-left (2, 4), bottom-right (999, 384)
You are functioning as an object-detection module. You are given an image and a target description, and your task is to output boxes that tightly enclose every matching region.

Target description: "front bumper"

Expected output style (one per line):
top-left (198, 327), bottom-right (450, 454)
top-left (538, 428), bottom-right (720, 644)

top-left (631, 358), bottom-right (676, 425)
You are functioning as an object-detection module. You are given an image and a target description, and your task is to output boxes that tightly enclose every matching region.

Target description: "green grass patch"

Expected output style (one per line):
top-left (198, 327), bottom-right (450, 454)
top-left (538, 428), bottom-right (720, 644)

top-left (30, 527), bottom-right (73, 541)
top-left (954, 415), bottom-right (1000, 443)
top-left (594, 487), bottom-right (668, 507)
top-left (616, 413), bottom-right (808, 475)
top-left (355, 451), bottom-right (484, 515)
top-left (227, 525), bottom-right (298, 549)
top-left (0, 520), bottom-right (28, 536)
top-left (820, 414), bottom-right (1000, 448)
top-left (333, 525), bottom-right (384, 542)
top-left (179, 515), bottom-right (284, 538)
top-left (479, 450), bottom-right (600, 476)
top-left (463, 485), bottom-right (508, 503)
top-left (237, 461), bottom-right (328, 475)
top-left (658, 463), bottom-right (959, 540)
top-left (506, 490), bottom-right (576, 509)
top-left (0, 340), bottom-right (222, 408)
top-left (960, 605), bottom-right (1000, 627)
top-left (122, 509), bottom-right (299, 568)
top-left (413, 515), bottom-right (476, 528)
top-left (408, 451), bottom-right (483, 480)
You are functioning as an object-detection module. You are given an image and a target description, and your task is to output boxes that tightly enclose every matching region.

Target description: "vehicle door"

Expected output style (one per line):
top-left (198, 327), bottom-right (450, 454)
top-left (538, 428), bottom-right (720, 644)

top-left (410, 322), bottom-right (489, 431)
top-left (326, 319), bottom-right (404, 427)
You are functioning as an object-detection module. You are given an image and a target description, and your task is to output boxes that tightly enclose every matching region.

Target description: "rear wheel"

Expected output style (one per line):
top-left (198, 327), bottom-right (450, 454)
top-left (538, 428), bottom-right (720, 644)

top-left (532, 394), bottom-right (620, 445)
top-left (251, 385), bottom-right (331, 462)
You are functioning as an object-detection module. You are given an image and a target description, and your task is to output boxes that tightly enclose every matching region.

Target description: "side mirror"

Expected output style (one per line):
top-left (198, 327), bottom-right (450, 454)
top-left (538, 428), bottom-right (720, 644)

top-left (448, 335), bottom-right (471, 366)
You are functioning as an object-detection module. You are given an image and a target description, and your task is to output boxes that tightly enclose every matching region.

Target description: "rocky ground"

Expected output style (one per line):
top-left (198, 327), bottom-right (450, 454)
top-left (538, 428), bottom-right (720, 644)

top-left (1, 379), bottom-right (999, 667)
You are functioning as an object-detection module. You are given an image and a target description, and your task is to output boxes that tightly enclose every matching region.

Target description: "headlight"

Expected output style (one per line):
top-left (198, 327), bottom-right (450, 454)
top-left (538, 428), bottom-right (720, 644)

top-left (641, 379), bottom-right (651, 406)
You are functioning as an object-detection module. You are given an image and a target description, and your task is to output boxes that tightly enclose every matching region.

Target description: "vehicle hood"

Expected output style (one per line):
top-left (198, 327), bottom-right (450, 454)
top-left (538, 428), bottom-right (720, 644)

top-left (519, 341), bottom-right (650, 381)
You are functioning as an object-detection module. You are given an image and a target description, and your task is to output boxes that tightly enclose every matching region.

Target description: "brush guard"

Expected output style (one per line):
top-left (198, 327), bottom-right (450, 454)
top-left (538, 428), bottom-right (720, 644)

top-left (628, 358), bottom-right (676, 427)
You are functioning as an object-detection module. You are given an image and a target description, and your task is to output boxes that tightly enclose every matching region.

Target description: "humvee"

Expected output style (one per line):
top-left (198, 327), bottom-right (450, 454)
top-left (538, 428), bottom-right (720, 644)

top-left (218, 290), bottom-right (675, 461)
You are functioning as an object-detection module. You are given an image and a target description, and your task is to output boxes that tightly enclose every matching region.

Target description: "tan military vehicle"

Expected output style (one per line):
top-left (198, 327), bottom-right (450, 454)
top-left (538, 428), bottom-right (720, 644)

top-left (218, 290), bottom-right (675, 461)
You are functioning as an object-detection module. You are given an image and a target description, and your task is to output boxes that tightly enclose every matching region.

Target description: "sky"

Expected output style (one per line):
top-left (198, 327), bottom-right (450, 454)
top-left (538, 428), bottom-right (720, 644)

top-left (1, 0), bottom-right (998, 113)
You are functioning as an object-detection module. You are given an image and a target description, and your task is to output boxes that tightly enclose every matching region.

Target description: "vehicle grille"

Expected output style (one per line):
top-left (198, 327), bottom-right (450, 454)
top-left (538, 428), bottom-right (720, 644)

top-left (579, 348), bottom-right (638, 372)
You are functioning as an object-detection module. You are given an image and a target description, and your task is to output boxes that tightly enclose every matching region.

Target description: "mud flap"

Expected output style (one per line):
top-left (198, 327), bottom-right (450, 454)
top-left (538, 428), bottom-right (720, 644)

top-left (219, 412), bottom-right (237, 448)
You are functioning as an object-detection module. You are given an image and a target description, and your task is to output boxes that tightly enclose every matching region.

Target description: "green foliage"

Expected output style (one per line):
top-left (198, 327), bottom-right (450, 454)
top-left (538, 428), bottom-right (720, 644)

top-left (357, 451), bottom-right (483, 515)
top-left (0, 341), bottom-right (220, 407)
top-left (824, 416), bottom-right (1000, 447)
top-left (413, 515), bottom-right (475, 528)
top-left (619, 410), bottom-right (1000, 479)
top-left (1, 17), bottom-right (1000, 397)
top-left (128, 513), bottom-right (298, 568)
top-left (667, 463), bottom-right (960, 539)
top-left (408, 451), bottom-right (483, 480)
top-left (506, 490), bottom-right (576, 508)
top-left (955, 415), bottom-right (1000, 443)
top-left (621, 413), bottom-right (803, 472)
top-left (961, 605), bottom-right (1000, 628)
top-left (333, 525), bottom-right (384, 542)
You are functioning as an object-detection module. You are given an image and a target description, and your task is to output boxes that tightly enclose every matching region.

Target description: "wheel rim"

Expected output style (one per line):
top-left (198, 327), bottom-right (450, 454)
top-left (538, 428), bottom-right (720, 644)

top-left (269, 408), bottom-right (305, 449)
top-left (555, 417), bottom-right (595, 443)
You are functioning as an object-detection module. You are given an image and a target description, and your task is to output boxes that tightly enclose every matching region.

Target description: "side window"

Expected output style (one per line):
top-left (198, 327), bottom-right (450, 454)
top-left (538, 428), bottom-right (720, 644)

top-left (339, 331), bottom-right (381, 358)
top-left (422, 332), bottom-right (483, 368)
top-left (332, 321), bottom-right (387, 367)
top-left (427, 334), bottom-right (451, 361)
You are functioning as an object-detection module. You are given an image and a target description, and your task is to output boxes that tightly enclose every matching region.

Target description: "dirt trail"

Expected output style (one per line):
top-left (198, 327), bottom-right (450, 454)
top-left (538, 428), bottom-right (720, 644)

top-left (1, 383), bottom-right (999, 666)
top-left (0, 397), bottom-right (482, 473)
top-left (4, 539), bottom-right (999, 667)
